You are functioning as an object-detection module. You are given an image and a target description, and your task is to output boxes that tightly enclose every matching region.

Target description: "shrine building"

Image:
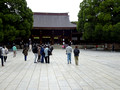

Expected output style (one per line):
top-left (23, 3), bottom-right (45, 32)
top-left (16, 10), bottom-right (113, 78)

top-left (31, 12), bottom-right (80, 45)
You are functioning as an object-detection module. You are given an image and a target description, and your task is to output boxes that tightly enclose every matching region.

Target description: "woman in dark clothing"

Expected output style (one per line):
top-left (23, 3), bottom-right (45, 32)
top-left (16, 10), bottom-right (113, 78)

top-left (32, 44), bottom-right (38, 63)
top-left (22, 46), bottom-right (28, 61)
top-left (40, 45), bottom-right (45, 63)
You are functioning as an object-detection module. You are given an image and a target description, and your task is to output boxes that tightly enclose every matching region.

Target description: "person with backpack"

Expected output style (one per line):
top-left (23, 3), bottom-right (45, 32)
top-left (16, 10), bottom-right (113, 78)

top-left (32, 44), bottom-right (38, 63)
top-left (22, 46), bottom-right (28, 61)
top-left (73, 46), bottom-right (80, 65)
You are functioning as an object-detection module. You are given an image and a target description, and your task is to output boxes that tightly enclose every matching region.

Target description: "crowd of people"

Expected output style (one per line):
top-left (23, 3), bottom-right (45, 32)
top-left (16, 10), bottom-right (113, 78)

top-left (22, 44), bottom-right (53, 64)
top-left (0, 43), bottom-right (80, 67)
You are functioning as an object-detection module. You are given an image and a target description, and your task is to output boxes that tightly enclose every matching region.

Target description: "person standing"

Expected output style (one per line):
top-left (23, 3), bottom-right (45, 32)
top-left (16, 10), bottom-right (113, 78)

top-left (37, 45), bottom-right (41, 62)
top-left (50, 45), bottom-right (53, 55)
top-left (66, 43), bottom-right (72, 64)
top-left (40, 45), bottom-right (45, 63)
top-left (0, 46), bottom-right (4, 66)
top-left (12, 44), bottom-right (17, 57)
top-left (73, 46), bottom-right (80, 65)
top-left (44, 45), bottom-right (49, 63)
top-left (22, 46), bottom-right (28, 61)
top-left (29, 44), bottom-right (32, 51)
top-left (96, 45), bottom-right (98, 51)
top-left (32, 44), bottom-right (38, 63)
top-left (112, 44), bottom-right (114, 51)
top-left (3, 46), bottom-right (9, 62)
top-left (19, 41), bottom-right (22, 49)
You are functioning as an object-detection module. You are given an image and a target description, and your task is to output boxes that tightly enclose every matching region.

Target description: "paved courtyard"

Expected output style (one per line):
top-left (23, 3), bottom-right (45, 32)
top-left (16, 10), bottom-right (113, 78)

top-left (0, 49), bottom-right (120, 90)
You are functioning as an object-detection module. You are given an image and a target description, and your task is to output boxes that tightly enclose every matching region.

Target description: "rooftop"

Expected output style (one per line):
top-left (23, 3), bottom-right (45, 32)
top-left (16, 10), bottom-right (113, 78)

top-left (33, 12), bottom-right (76, 29)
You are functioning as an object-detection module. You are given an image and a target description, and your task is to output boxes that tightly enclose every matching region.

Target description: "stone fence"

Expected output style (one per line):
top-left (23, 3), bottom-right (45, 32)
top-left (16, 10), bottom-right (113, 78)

top-left (53, 44), bottom-right (120, 51)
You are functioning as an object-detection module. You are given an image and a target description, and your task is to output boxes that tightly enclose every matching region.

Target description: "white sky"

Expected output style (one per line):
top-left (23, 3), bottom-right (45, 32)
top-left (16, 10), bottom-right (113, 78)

top-left (26, 0), bottom-right (83, 21)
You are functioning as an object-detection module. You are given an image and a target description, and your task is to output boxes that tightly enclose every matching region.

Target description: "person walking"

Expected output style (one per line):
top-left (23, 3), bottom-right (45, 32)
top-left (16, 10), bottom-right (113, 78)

top-left (0, 46), bottom-right (4, 66)
top-left (12, 44), bottom-right (17, 57)
top-left (66, 43), bottom-right (72, 64)
top-left (22, 46), bottom-right (28, 61)
top-left (3, 46), bottom-right (9, 62)
top-left (32, 44), bottom-right (38, 63)
top-left (73, 46), bottom-right (80, 65)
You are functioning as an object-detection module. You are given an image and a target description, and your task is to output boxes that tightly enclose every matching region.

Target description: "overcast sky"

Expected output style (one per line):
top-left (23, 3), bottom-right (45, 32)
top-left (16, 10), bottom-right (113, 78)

top-left (26, 0), bottom-right (83, 21)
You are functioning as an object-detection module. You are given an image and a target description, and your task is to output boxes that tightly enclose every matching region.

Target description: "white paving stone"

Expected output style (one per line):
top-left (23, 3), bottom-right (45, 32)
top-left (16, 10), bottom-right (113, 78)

top-left (0, 49), bottom-right (120, 90)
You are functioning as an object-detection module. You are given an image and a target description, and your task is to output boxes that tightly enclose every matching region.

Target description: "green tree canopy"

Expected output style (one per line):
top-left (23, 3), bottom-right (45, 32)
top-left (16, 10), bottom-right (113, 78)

top-left (77, 0), bottom-right (120, 43)
top-left (0, 0), bottom-right (33, 43)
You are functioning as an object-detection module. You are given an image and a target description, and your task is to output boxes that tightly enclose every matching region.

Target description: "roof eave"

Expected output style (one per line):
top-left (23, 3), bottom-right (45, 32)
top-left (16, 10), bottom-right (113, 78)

top-left (33, 27), bottom-right (76, 30)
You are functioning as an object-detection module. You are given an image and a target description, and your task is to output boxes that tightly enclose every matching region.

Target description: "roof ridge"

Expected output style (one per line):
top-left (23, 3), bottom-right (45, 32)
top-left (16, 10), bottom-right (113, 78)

top-left (33, 12), bottom-right (68, 16)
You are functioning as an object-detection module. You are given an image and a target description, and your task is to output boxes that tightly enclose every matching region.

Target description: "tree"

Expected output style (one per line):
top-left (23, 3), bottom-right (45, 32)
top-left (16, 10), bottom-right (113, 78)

top-left (77, 0), bottom-right (120, 43)
top-left (0, 0), bottom-right (33, 43)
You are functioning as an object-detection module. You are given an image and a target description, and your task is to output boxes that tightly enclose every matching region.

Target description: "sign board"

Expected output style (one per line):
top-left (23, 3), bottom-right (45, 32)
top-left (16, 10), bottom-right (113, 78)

top-left (54, 37), bottom-right (58, 39)
top-left (72, 37), bottom-right (77, 40)
top-left (34, 37), bottom-right (39, 39)
top-left (42, 36), bottom-right (51, 38)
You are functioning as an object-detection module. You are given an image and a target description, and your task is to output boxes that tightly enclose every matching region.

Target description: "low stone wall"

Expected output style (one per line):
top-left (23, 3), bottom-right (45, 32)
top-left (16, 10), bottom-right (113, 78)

top-left (105, 44), bottom-right (120, 51)
top-left (53, 44), bottom-right (120, 51)
top-left (53, 44), bottom-right (104, 49)
top-left (6, 43), bottom-right (120, 51)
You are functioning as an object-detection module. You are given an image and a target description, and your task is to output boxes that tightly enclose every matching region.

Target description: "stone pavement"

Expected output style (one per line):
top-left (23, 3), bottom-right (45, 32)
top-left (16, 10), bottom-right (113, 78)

top-left (0, 49), bottom-right (120, 90)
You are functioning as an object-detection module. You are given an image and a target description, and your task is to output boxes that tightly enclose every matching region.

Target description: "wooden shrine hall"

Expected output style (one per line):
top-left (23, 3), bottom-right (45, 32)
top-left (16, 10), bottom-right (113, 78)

top-left (31, 12), bottom-right (79, 45)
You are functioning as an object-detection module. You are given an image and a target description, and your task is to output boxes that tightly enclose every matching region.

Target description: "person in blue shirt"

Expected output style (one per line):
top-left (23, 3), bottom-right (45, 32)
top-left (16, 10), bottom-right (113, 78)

top-left (12, 44), bottom-right (17, 57)
top-left (44, 45), bottom-right (49, 63)
top-left (40, 45), bottom-right (45, 63)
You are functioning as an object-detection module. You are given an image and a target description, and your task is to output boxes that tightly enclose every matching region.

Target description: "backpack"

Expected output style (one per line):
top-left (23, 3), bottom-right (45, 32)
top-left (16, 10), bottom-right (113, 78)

top-left (5, 49), bottom-right (8, 54)
top-left (48, 49), bottom-right (52, 55)
top-left (32, 46), bottom-right (38, 53)
top-left (74, 49), bottom-right (79, 56)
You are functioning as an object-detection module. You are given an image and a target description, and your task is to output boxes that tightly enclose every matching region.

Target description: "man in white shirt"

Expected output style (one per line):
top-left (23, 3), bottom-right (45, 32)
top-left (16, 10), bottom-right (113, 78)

top-left (66, 43), bottom-right (72, 64)
top-left (44, 45), bottom-right (50, 63)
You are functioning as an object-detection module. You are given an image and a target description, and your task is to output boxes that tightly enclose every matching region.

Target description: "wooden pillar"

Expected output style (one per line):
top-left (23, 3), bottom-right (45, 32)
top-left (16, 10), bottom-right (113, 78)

top-left (62, 30), bottom-right (65, 45)
top-left (51, 30), bottom-right (54, 45)
top-left (39, 30), bottom-right (42, 44)
top-left (70, 30), bottom-right (72, 41)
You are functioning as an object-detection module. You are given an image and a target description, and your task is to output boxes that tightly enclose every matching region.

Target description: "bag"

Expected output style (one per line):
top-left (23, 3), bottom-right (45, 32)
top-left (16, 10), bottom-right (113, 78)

top-left (32, 47), bottom-right (38, 53)
top-left (5, 49), bottom-right (8, 54)
top-left (74, 49), bottom-right (79, 55)
top-left (48, 49), bottom-right (52, 55)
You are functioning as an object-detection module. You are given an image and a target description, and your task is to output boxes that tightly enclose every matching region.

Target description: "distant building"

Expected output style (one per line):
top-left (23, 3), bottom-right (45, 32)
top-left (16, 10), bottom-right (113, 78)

top-left (31, 12), bottom-right (80, 44)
